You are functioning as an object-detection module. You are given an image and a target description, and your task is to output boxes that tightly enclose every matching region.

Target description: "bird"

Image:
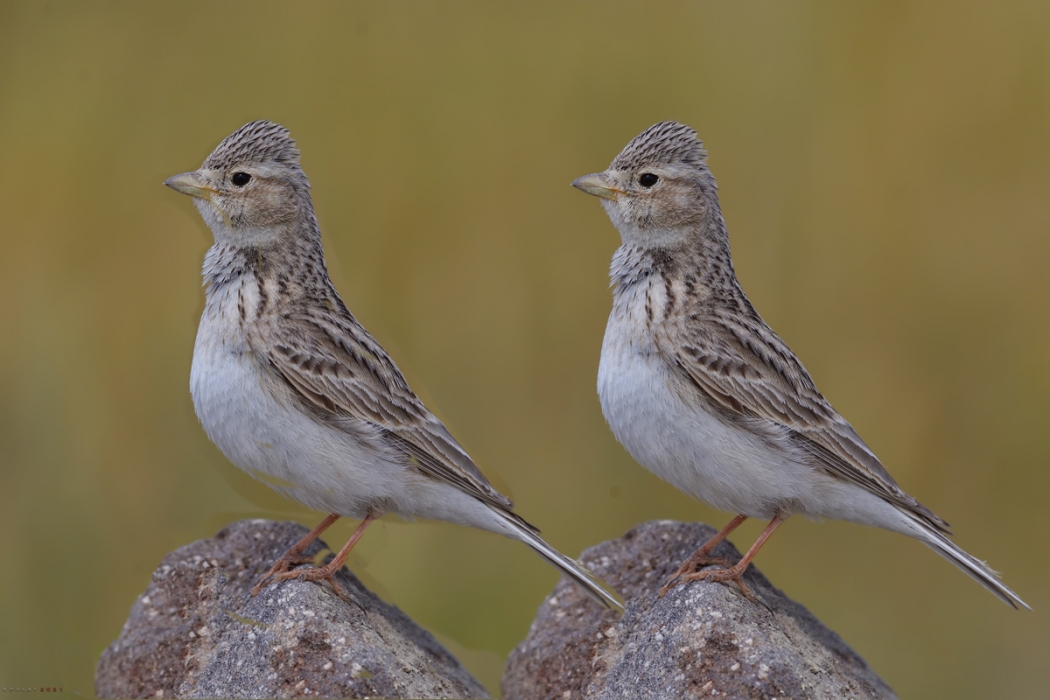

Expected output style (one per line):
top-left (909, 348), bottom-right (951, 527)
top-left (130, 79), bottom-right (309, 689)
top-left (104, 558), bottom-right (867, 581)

top-left (571, 120), bottom-right (1027, 608)
top-left (164, 120), bottom-right (620, 610)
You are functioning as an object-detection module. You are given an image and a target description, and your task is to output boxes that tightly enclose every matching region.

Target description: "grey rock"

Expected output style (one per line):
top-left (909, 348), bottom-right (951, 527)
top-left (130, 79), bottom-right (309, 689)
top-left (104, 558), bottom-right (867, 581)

top-left (502, 520), bottom-right (897, 700)
top-left (95, 519), bottom-right (489, 699)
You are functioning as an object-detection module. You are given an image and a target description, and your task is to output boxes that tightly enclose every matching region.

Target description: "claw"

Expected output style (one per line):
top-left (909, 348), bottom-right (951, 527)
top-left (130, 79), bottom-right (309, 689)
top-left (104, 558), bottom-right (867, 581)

top-left (252, 554), bottom-right (320, 597)
top-left (248, 513), bottom-right (375, 604)
top-left (659, 515), bottom-right (784, 603)
top-left (679, 564), bottom-right (760, 603)
top-left (659, 555), bottom-right (733, 597)
top-left (250, 514), bottom-right (342, 597)
top-left (283, 561), bottom-right (360, 605)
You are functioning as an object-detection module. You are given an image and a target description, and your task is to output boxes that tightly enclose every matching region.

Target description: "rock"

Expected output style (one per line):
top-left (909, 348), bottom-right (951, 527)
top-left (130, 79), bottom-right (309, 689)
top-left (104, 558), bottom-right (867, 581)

top-left (95, 519), bottom-right (489, 699)
top-left (502, 520), bottom-right (897, 700)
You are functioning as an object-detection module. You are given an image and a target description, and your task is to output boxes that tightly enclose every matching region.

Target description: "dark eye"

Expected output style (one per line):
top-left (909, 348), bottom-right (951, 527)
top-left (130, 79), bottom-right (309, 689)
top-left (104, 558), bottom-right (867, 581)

top-left (231, 172), bottom-right (252, 187)
top-left (639, 173), bottom-right (659, 187)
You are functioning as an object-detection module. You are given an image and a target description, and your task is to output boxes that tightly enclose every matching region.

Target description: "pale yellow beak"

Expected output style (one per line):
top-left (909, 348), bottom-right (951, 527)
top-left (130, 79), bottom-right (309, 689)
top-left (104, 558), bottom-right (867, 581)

top-left (164, 171), bottom-right (216, 200)
top-left (571, 172), bottom-right (623, 200)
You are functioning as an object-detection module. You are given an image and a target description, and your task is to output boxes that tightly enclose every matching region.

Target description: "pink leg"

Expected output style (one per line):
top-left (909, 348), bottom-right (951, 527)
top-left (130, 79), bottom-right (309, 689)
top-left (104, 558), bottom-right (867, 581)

top-left (659, 514), bottom-right (748, 597)
top-left (252, 514), bottom-right (340, 597)
top-left (271, 513), bottom-right (377, 601)
top-left (662, 515), bottom-right (786, 600)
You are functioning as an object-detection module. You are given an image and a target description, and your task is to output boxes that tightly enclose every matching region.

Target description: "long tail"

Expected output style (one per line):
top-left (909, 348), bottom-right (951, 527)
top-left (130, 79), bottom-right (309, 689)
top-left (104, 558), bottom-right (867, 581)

top-left (491, 509), bottom-right (624, 611)
top-left (904, 513), bottom-right (1029, 609)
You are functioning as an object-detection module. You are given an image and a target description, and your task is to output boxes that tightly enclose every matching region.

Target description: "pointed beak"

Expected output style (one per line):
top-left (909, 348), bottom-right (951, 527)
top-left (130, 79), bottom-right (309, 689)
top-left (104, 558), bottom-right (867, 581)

top-left (164, 171), bottom-right (216, 200)
top-left (571, 172), bottom-right (623, 200)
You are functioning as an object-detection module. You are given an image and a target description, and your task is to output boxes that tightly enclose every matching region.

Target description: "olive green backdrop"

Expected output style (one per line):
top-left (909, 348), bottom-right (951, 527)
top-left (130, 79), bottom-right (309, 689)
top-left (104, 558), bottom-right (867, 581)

top-left (1, 2), bottom-right (1047, 697)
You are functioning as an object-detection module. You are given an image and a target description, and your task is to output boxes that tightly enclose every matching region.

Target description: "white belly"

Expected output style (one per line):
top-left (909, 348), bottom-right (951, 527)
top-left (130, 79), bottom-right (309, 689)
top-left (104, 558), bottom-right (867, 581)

top-left (596, 272), bottom-right (924, 534)
top-left (190, 315), bottom-right (395, 518)
top-left (597, 310), bottom-right (823, 520)
top-left (188, 292), bottom-right (511, 534)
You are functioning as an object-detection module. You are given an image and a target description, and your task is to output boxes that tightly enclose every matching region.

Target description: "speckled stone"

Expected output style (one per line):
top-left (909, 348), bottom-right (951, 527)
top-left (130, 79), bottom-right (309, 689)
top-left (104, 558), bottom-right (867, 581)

top-left (502, 520), bottom-right (896, 700)
top-left (95, 519), bottom-right (489, 699)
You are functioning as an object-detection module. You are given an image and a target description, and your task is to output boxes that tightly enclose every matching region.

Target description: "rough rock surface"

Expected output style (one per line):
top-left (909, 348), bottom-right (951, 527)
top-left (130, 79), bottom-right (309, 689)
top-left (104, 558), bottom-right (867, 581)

top-left (502, 520), bottom-right (897, 700)
top-left (95, 519), bottom-right (489, 699)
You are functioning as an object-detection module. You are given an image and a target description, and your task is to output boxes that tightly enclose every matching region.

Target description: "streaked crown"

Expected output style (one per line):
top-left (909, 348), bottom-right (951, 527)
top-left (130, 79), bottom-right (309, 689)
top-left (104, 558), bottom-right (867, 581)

top-left (610, 121), bottom-right (708, 171)
top-left (203, 120), bottom-right (302, 171)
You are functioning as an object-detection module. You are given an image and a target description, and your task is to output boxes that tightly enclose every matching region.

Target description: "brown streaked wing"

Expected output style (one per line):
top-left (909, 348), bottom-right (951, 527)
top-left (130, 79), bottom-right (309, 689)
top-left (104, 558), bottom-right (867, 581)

top-left (250, 312), bottom-right (514, 512)
top-left (659, 319), bottom-right (950, 533)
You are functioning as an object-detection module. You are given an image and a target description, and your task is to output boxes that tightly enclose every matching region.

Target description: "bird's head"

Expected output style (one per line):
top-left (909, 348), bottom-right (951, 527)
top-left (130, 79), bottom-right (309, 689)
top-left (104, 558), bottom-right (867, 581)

top-left (165, 120), bottom-right (311, 247)
top-left (572, 121), bottom-right (720, 249)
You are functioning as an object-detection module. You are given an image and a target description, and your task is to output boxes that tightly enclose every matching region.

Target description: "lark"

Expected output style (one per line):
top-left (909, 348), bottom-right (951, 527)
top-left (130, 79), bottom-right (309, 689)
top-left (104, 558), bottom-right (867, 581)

top-left (165, 120), bottom-right (620, 609)
top-left (573, 121), bottom-right (1027, 608)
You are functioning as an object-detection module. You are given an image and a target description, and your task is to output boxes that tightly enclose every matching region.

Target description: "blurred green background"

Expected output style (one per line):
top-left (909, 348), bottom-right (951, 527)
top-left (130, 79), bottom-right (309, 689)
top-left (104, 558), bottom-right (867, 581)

top-left (1, 1), bottom-right (1048, 697)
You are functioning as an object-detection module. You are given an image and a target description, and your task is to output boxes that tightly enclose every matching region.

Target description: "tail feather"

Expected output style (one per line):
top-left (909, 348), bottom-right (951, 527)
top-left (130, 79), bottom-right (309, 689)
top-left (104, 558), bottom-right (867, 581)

top-left (492, 510), bottom-right (624, 611)
top-left (905, 513), bottom-right (1029, 610)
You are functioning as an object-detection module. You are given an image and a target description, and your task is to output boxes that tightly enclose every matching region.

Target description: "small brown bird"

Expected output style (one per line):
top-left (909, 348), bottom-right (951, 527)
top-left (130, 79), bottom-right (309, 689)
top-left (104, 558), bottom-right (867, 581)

top-left (573, 121), bottom-right (1027, 608)
top-left (165, 120), bottom-right (620, 609)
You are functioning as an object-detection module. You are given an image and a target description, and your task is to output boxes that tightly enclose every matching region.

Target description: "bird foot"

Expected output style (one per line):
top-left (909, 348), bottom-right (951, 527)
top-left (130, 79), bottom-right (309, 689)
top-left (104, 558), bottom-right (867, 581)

top-left (251, 550), bottom-right (317, 597)
top-left (256, 559), bottom-right (358, 605)
top-left (670, 563), bottom-right (760, 604)
top-left (658, 556), bottom-right (732, 597)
